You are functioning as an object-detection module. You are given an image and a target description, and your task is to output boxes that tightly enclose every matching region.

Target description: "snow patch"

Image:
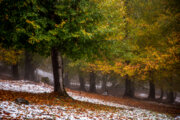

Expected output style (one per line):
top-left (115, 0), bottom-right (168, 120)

top-left (0, 101), bottom-right (173, 120)
top-left (0, 80), bottom-right (53, 93)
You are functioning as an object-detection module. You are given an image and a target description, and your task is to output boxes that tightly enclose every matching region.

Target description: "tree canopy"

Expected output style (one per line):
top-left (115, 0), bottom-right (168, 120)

top-left (0, 0), bottom-right (179, 97)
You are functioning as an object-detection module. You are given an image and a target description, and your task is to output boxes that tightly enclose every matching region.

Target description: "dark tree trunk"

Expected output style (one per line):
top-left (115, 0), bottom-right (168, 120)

top-left (131, 81), bottom-right (135, 96)
top-left (148, 80), bottom-right (155, 100)
top-left (79, 72), bottom-right (86, 91)
top-left (29, 64), bottom-right (35, 81)
top-left (64, 72), bottom-right (70, 87)
top-left (166, 76), bottom-right (175, 103)
top-left (167, 91), bottom-right (175, 103)
top-left (89, 71), bottom-right (96, 93)
top-left (148, 71), bottom-right (155, 100)
top-left (24, 50), bottom-right (31, 80)
top-left (51, 48), bottom-right (67, 96)
top-left (124, 75), bottom-right (134, 97)
top-left (24, 51), bottom-right (35, 81)
top-left (159, 88), bottom-right (164, 100)
top-left (12, 63), bottom-right (19, 80)
top-left (101, 74), bottom-right (107, 92)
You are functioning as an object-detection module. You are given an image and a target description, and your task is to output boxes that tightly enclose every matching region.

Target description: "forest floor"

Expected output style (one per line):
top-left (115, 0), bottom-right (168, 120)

top-left (0, 78), bottom-right (180, 119)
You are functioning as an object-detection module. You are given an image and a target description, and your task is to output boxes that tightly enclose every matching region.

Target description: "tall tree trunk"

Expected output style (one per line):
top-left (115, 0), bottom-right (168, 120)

top-left (148, 80), bottom-right (155, 100)
top-left (24, 50), bottom-right (30, 80)
top-left (64, 72), bottom-right (70, 87)
top-left (166, 76), bottom-right (175, 103)
top-left (51, 48), bottom-right (67, 96)
top-left (159, 88), bottom-right (164, 100)
top-left (167, 91), bottom-right (175, 103)
top-left (89, 71), bottom-right (96, 93)
top-left (131, 80), bottom-right (135, 96)
top-left (124, 75), bottom-right (134, 97)
top-left (24, 50), bottom-right (35, 81)
top-left (12, 63), bottom-right (19, 80)
top-left (79, 72), bottom-right (86, 91)
top-left (148, 71), bottom-right (155, 100)
top-left (30, 64), bottom-right (36, 81)
top-left (101, 74), bottom-right (107, 93)
top-left (124, 60), bottom-right (134, 98)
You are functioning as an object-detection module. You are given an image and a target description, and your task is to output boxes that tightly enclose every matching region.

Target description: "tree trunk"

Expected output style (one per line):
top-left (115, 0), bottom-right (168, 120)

top-left (148, 80), bottom-right (155, 100)
top-left (101, 74), bottom-right (107, 92)
top-left (24, 51), bottom-right (35, 81)
top-left (64, 72), bottom-right (70, 87)
top-left (89, 71), bottom-right (96, 93)
top-left (24, 50), bottom-right (30, 80)
top-left (166, 76), bottom-right (175, 103)
top-left (124, 75), bottom-right (134, 97)
top-left (12, 63), bottom-right (19, 80)
top-left (79, 72), bottom-right (86, 91)
top-left (148, 71), bottom-right (155, 100)
top-left (159, 88), bottom-right (164, 100)
top-left (51, 48), bottom-right (67, 96)
top-left (29, 64), bottom-right (36, 81)
top-left (131, 80), bottom-right (135, 96)
top-left (167, 91), bottom-right (175, 103)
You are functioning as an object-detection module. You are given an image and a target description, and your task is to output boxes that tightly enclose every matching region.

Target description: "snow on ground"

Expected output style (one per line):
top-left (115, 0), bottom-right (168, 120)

top-left (0, 80), bottom-right (53, 93)
top-left (0, 80), bottom-right (175, 119)
top-left (68, 93), bottom-right (174, 120)
top-left (0, 101), bottom-right (173, 120)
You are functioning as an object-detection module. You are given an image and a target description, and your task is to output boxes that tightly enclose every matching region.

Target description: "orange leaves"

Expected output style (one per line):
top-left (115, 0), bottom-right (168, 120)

top-left (3, 111), bottom-right (10, 116)
top-left (94, 61), bottom-right (113, 74)
top-left (107, 60), bottom-right (141, 77)
top-left (26, 19), bottom-right (40, 29)
top-left (82, 59), bottom-right (142, 77)
top-left (81, 60), bottom-right (113, 74)
top-left (26, 19), bottom-right (33, 24)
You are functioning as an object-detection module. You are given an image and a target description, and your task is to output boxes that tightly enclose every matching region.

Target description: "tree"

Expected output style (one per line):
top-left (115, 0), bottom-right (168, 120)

top-left (89, 70), bottom-right (97, 93)
top-left (79, 71), bottom-right (86, 91)
top-left (125, 0), bottom-right (180, 100)
top-left (0, 44), bottom-right (23, 79)
top-left (0, 0), bottom-right (110, 96)
top-left (24, 50), bottom-right (36, 81)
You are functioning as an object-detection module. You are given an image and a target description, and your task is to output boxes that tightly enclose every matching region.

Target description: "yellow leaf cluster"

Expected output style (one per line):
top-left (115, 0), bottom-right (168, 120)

top-left (0, 45), bottom-right (23, 65)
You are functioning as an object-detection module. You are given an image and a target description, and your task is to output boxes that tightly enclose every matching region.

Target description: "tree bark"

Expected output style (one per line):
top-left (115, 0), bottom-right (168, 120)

top-left (159, 88), bottom-right (164, 100)
top-left (24, 50), bottom-right (35, 81)
top-left (79, 72), bottom-right (86, 91)
top-left (64, 72), bottom-right (70, 87)
top-left (148, 80), bottom-right (155, 100)
top-left (24, 50), bottom-right (30, 80)
top-left (167, 91), bottom-right (175, 103)
top-left (148, 70), bottom-right (155, 100)
top-left (51, 48), bottom-right (67, 96)
top-left (166, 76), bottom-right (175, 103)
top-left (101, 74), bottom-right (107, 92)
top-left (124, 75), bottom-right (134, 97)
top-left (89, 71), bottom-right (96, 93)
top-left (12, 63), bottom-right (19, 80)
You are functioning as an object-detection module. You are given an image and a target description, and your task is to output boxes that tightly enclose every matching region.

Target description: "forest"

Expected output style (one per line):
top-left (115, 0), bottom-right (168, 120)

top-left (0, 0), bottom-right (180, 119)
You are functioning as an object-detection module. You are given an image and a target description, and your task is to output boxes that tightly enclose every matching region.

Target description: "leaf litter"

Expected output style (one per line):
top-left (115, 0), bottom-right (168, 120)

top-left (0, 79), bottom-right (178, 120)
